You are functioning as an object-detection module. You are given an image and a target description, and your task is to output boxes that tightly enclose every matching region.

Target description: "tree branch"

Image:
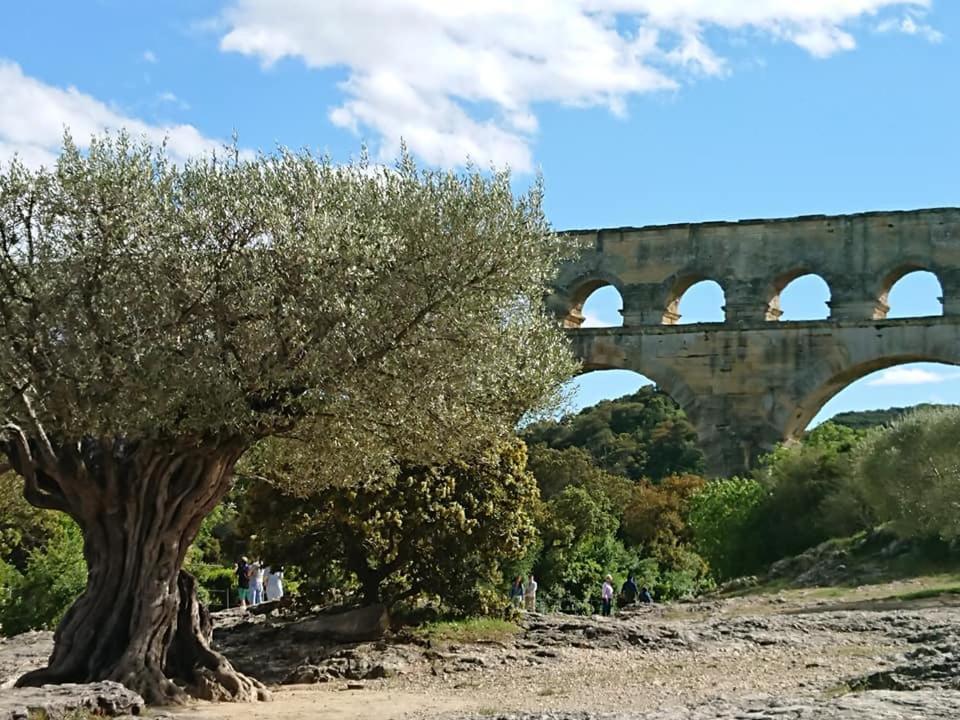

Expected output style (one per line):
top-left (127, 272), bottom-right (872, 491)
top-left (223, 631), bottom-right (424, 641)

top-left (17, 392), bottom-right (59, 472)
top-left (1, 422), bottom-right (70, 512)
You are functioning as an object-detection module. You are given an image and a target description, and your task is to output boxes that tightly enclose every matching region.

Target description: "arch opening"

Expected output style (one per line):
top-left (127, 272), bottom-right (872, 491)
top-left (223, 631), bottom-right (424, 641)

top-left (560, 278), bottom-right (624, 328)
top-left (791, 360), bottom-right (960, 439)
top-left (665, 279), bottom-right (725, 325)
top-left (580, 284), bottom-right (624, 328)
top-left (881, 270), bottom-right (943, 319)
top-left (767, 272), bottom-right (831, 321)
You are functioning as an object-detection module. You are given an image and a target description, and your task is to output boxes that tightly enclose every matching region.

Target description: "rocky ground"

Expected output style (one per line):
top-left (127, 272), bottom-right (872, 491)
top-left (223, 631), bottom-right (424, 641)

top-left (4, 578), bottom-right (960, 719)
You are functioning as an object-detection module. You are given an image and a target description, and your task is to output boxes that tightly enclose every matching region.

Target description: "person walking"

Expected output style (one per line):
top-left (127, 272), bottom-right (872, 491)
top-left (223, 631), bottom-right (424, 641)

top-left (235, 557), bottom-right (251, 609)
top-left (620, 575), bottom-right (639, 606)
top-left (524, 574), bottom-right (538, 613)
top-left (249, 560), bottom-right (265, 606)
top-left (510, 575), bottom-right (524, 609)
top-left (266, 565), bottom-right (284, 602)
top-left (601, 574), bottom-right (614, 616)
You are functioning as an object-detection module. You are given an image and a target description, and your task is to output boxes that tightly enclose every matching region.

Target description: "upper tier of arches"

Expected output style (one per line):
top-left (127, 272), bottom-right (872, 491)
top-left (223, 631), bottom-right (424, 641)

top-left (562, 268), bottom-right (943, 328)
top-left (550, 208), bottom-right (960, 328)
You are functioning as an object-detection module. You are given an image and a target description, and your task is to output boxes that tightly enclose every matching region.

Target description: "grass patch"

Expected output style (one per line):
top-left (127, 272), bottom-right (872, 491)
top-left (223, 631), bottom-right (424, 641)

top-left (415, 617), bottom-right (520, 644)
top-left (719, 578), bottom-right (790, 598)
top-left (884, 581), bottom-right (960, 602)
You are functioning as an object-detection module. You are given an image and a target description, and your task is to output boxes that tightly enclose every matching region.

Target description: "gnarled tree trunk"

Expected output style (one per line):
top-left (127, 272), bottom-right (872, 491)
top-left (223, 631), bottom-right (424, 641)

top-left (6, 436), bottom-right (268, 704)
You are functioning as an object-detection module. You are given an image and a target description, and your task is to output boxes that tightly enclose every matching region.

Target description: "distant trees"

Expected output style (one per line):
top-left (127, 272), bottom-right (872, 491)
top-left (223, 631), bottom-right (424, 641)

top-left (522, 386), bottom-right (704, 482)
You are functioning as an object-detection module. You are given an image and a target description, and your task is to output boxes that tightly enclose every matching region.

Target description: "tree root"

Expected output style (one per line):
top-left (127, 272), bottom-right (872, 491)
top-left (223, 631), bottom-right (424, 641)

top-left (168, 570), bottom-right (271, 703)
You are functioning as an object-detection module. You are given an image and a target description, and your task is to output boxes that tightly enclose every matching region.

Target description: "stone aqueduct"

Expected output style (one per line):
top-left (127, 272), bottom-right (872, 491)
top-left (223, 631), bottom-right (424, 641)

top-left (548, 207), bottom-right (960, 477)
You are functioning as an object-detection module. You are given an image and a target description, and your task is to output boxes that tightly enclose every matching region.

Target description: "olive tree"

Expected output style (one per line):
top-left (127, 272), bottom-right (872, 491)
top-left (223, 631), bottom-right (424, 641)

top-left (0, 134), bottom-right (575, 702)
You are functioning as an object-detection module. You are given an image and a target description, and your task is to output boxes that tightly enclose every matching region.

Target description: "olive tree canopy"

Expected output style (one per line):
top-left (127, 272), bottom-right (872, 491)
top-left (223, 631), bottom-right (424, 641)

top-left (0, 134), bottom-right (575, 702)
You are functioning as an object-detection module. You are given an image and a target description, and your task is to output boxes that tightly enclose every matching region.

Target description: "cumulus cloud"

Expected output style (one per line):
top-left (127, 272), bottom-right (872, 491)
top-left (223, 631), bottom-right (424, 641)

top-left (218, 0), bottom-right (935, 171)
top-left (868, 366), bottom-right (960, 386)
top-left (0, 60), bottom-right (229, 168)
top-left (143, 50), bottom-right (158, 64)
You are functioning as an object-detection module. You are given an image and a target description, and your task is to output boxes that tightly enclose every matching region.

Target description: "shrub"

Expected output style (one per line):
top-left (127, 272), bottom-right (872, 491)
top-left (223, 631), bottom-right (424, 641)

top-left (688, 477), bottom-right (766, 580)
top-left (853, 407), bottom-right (960, 540)
top-left (0, 516), bottom-right (86, 635)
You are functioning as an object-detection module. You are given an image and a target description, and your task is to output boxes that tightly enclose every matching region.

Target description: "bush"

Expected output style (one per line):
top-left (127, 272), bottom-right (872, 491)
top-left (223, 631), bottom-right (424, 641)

top-left (749, 426), bottom-right (867, 566)
top-left (188, 564), bottom-right (237, 609)
top-left (853, 407), bottom-right (960, 540)
top-left (0, 516), bottom-right (86, 635)
top-left (688, 477), bottom-right (766, 580)
top-left (241, 439), bottom-right (540, 615)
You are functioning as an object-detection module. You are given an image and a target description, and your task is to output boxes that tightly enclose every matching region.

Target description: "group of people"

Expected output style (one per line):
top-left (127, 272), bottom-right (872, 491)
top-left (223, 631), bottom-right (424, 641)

top-left (235, 557), bottom-right (284, 608)
top-left (509, 573), bottom-right (652, 615)
top-left (510, 575), bottom-right (538, 612)
top-left (602, 574), bottom-right (653, 615)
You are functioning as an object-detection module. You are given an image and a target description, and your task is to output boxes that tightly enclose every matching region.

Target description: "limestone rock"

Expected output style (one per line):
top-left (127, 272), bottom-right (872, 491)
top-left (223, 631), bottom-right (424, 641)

top-left (0, 681), bottom-right (143, 720)
top-left (457, 690), bottom-right (960, 719)
top-left (288, 604), bottom-right (389, 643)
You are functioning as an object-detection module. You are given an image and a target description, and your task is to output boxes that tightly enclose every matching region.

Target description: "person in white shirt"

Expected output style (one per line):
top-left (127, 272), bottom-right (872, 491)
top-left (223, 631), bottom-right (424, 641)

top-left (266, 565), bottom-right (284, 601)
top-left (249, 561), bottom-right (265, 605)
top-left (524, 575), bottom-right (538, 612)
top-left (601, 574), bottom-right (614, 616)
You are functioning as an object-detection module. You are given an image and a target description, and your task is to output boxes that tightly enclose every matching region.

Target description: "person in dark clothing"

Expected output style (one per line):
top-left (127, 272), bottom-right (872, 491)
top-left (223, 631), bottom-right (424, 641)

top-left (620, 575), bottom-right (639, 606)
top-left (639, 586), bottom-right (653, 604)
top-left (236, 556), bottom-right (251, 609)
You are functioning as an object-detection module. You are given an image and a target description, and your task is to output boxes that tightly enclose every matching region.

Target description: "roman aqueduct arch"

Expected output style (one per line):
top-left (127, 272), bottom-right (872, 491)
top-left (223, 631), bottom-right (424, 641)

top-left (549, 207), bottom-right (960, 476)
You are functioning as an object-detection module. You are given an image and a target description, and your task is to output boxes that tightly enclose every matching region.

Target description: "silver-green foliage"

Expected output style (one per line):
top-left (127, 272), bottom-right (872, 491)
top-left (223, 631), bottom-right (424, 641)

top-left (0, 133), bottom-right (576, 489)
top-left (854, 406), bottom-right (960, 540)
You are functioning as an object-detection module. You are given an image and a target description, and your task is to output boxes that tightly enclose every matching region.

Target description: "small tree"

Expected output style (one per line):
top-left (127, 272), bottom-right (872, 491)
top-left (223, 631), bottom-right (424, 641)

top-left (854, 407), bottom-right (960, 540)
top-left (687, 477), bottom-right (766, 579)
top-left (621, 474), bottom-right (705, 561)
top-left (0, 135), bottom-right (574, 701)
top-left (241, 439), bottom-right (540, 614)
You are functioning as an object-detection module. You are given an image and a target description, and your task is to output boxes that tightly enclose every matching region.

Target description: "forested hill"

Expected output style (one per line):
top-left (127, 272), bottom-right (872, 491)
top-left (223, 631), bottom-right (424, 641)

top-left (523, 389), bottom-right (959, 484)
top-left (521, 386), bottom-right (704, 482)
top-left (829, 403), bottom-right (959, 431)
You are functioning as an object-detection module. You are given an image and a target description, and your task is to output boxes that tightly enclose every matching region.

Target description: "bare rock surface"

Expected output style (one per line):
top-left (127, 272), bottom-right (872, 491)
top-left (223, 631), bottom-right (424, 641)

top-left (0, 680), bottom-right (144, 720)
top-left (458, 690), bottom-right (960, 719)
top-left (0, 631), bottom-right (53, 689)
top-left (6, 579), bottom-right (960, 720)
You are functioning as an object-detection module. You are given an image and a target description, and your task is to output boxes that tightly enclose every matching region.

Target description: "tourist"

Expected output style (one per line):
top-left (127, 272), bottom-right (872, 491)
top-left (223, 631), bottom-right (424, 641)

top-left (601, 574), bottom-right (614, 616)
top-left (524, 574), bottom-right (538, 612)
top-left (236, 556), bottom-right (251, 609)
top-left (266, 564), bottom-right (284, 602)
top-left (249, 559), bottom-right (265, 606)
top-left (620, 575), bottom-right (639, 606)
top-left (639, 586), bottom-right (654, 604)
top-left (510, 575), bottom-right (524, 609)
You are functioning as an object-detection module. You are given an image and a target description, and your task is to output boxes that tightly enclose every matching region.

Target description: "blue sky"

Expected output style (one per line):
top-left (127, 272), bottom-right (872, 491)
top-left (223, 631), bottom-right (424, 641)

top-left (1, 1), bottom-right (958, 427)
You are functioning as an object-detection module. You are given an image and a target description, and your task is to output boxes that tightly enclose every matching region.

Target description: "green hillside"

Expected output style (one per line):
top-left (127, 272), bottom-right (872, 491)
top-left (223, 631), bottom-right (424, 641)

top-left (828, 404), bottom-right (959, 431)
top-left (522, 386), bottom-right (704, 482)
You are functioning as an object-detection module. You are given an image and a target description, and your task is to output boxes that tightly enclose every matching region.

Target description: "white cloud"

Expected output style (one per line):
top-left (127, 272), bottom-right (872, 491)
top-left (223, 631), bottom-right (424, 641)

top-left (877, 13), bottom-right (943, 42)
top-left (868, 367), bottom-right (960, 386)
top-left (158, 91), bottom-right (191, 110)
top-left (0, 60), bottom-right (230, 168)
top-left (580, 312), bottom-right (607, 328)
top-left (143, 50), bottom-right (158, 64)
top-left (217, 0), bottom-right (934, 171)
